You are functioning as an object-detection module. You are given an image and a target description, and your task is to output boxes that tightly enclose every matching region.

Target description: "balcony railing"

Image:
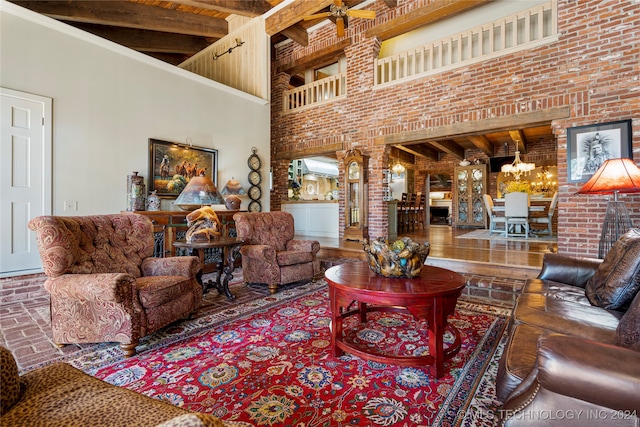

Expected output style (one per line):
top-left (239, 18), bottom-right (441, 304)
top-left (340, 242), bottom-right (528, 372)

top-left (374, 2), bottom-right (557, 87)
top-left (282, 73), bottom-right (347, 113)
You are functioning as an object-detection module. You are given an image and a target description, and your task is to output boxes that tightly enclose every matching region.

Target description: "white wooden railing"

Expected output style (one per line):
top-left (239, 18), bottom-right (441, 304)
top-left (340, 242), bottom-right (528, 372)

top-left (282, 73), bottom-right (347, 113)
top-left (374, 2), bottom-right (557, 87)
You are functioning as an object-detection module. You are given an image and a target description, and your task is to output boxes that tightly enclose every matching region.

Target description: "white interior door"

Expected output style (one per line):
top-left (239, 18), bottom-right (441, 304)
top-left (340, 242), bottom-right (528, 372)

top-left (0, 88), bottom-right (52, 277)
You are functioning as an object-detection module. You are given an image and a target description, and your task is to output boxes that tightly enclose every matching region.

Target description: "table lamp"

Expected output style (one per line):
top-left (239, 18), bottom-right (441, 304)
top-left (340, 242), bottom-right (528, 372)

top-left (576, 158), bottom-right (640, 258)
top-left (174, 173), bottom-right (224, 211)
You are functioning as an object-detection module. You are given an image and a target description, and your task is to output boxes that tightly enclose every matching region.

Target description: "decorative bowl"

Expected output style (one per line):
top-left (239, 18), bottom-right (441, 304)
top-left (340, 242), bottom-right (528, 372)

top-left (363, 237), bottom-right (431, 278)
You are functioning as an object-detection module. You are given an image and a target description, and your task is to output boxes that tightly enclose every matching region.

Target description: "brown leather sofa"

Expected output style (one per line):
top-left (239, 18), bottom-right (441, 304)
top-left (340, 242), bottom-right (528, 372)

top-left (495, 229), bottom-right (640, 426)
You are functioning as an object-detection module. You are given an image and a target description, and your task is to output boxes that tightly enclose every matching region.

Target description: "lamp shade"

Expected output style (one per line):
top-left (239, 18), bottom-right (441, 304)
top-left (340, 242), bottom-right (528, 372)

top-left (174, 173), bottom-right (224, 210)
top-left (576, 158), bottom-right (640, 195)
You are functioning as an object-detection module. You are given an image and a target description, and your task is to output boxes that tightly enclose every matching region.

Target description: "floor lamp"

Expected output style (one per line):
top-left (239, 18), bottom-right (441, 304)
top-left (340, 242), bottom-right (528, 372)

top-left (576, 158), bottom-right (640, 258)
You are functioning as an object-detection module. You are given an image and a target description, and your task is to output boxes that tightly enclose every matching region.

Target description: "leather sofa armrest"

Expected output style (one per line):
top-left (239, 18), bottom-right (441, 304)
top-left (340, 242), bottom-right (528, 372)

top-left (43, 273), bottom-right (135, 302)
top-left (536, 253), bottom-right (602, 288)
top-left (536, 333), bottom-right (640, 412)
top-left (141, 256), bottom-right (200, 278)
top-left (286, 239), bottom-right (320, 254)
top-left (239, 244), bottom-right (276, 262)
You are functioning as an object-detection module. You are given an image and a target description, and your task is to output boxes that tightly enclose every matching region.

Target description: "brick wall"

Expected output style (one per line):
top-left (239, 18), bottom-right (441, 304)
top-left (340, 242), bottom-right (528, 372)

top-left (271, 0), bottom-right (640, 258)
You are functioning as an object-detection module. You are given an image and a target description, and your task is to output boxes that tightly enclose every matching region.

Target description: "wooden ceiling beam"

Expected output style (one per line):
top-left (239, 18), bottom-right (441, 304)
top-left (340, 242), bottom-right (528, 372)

top-left (274, 143), bottom-right (344, 160)
top-left (277, 38), bottom-right (351, 75)
top-left (424, 139), bottom-right (465, 159)
top-left (12, 1), bottom-right (228, 38)
top-left (265, 0), bottom-right (333, 36)
top-left (70, 23), bottom-right (213, 54)
top-left (142, 52), bottom-right (191, 65)
top-left (375, 107), bottom-right (570, 146)
top-left (280, 24), bottom-right (309, 47)
top-left (508, 130), bottom-right (527, 152)
top-left (168, 0), bottom-right (272, 17)
top-left (396, 144), bottom-right (439, 161)
top-left (366, 0), bottom-right (493, 42)
top-left (466, 134), bottom-right (494, 156)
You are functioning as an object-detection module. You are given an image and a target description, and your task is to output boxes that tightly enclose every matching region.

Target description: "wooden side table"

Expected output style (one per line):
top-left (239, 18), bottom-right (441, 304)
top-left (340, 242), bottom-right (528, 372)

top-left (173, 237), bottom-right (244, 300)
top-left (324, 261), bottom-right (466, 378)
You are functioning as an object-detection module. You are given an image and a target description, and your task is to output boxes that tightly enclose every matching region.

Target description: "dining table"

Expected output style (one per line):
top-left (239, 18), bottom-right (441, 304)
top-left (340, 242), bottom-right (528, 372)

top-left (492, 196), bottom-right (552, 213)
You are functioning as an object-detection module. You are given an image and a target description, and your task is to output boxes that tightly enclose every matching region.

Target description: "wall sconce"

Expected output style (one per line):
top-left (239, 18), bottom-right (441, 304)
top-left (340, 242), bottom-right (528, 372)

top-left (212, 38), bottom-right (245, 60)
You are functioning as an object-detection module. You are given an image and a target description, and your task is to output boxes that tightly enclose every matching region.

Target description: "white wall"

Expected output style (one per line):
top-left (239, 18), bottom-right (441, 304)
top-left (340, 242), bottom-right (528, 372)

top-left (0, 1), bottom-right (271, 214)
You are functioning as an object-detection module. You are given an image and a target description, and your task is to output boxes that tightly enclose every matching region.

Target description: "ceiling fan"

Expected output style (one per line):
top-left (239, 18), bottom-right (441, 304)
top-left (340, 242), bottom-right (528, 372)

top-left (303, 0), bottom-right (376, 38)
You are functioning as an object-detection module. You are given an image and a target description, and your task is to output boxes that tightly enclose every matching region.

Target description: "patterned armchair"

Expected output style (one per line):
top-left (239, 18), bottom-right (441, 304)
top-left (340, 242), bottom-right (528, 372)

top-left (233, 211), bottom-right (320, 294)
top-left (27, 214), bottom-right (202, 356)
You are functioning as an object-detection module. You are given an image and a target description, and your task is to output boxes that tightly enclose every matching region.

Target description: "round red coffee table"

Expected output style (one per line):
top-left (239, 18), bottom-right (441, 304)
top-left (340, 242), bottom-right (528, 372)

top-left (324, 261), bottom-right (466, 378)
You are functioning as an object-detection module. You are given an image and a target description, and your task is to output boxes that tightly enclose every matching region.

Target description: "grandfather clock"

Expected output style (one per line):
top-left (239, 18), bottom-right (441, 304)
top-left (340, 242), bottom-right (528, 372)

top-left (343, 149), bottom-right (369, 242)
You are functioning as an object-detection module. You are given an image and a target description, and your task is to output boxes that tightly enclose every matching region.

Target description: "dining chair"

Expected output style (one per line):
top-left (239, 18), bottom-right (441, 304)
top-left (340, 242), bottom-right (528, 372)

top-left (483, 194), bottom-right (506, 234)
top-left (414, 193), bottom-right (426, 230)
top-left (504, 192), bottom-right (530, 238)
top-left (530, 192), bottom-right (558, 235)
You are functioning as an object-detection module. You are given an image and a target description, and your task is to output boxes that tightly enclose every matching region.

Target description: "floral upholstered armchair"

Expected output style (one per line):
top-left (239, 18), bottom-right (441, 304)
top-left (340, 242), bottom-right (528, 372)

top-left (28, 214), bottom-right (202, 356)
top-left (233, 211), bottom-right (320, 294)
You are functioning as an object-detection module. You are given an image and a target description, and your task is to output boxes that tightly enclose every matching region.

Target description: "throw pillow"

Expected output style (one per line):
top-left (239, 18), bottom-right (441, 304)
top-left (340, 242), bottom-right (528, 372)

top-left (585, 228), bottom-right (640, 310)
top-left (616, 290), bottom-right (640, 351)
top-left (0, 346), bottom-right (23, 415)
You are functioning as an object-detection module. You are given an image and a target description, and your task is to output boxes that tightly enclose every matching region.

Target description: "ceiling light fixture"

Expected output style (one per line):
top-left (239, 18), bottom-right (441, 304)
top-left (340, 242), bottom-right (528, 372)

top-left (501, 143), bottom-right (535, 180)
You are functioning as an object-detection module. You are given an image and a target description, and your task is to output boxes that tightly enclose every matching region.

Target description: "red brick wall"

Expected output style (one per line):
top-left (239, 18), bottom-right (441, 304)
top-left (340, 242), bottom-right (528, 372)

top-left (271, 0), bottom-right (640, 258)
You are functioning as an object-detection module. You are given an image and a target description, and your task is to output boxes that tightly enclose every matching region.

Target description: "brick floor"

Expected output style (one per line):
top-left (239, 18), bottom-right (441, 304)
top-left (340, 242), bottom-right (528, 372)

top-left (1, 269), bottom-right (519, 373)
top-left (1, 272), bottom-right (273, 372)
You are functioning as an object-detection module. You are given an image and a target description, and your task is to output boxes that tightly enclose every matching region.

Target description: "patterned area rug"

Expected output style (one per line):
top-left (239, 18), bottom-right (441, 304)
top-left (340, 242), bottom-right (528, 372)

top-left (457, 229), bottom-right (556, 242)
top-left (64, 280), bottom-right (510, 427)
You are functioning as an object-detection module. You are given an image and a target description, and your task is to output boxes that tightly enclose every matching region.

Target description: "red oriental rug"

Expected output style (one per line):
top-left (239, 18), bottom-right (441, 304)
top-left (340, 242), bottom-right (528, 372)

top-left (67, 281), bottom-right (510, 427)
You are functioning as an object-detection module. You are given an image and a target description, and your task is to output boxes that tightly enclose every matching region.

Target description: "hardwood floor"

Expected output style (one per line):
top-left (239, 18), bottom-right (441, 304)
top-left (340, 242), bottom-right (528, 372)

top-left (307, 224), bottom-right (558, 280)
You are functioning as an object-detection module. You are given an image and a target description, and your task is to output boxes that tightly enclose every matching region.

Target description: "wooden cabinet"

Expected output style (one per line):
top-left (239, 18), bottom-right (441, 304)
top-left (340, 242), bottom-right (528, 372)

top-left (343, 149), bottom-right (369, 242)
top-left (453, 164), bottom-right (488, 228)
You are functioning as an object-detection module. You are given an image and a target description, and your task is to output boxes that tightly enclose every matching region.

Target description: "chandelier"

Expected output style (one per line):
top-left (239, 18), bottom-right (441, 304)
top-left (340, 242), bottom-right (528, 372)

top-left (501, 146), bottom-right (535, 180)
top-left (391, 161), bottom-right (406, 174)
top-left (390, 150), bottom-right (406, 175)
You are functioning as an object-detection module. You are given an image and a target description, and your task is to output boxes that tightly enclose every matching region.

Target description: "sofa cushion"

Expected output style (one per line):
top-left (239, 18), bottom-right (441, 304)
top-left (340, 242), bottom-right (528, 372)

top-left (135, 276), bottom-right (197, 309)
top-left (522, 279), bottom-right (591, 304)
top-left (0, 346), bottom-right (22, 415)
top-left (617, 290), bottom-right (640, 351)
top-left (155, 414), bottom-right (224, 427)
top-left (2, 362), bottom-right (198, 426)
top-left (585, 228), bottom-right (640, 310)
top-left (512, 293), bottom-right (621, 343)
top-left (276, 250), bottom-right (313, 267)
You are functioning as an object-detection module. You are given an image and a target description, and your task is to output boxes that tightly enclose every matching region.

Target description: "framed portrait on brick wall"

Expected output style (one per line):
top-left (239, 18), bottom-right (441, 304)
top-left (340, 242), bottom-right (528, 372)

top-left (567, 119), bottom-right (632, 183)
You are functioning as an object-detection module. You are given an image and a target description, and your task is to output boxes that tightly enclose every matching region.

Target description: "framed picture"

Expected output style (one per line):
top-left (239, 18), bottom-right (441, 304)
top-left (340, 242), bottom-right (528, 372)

top-left (148, 138), bottom-right (218, 197)
top-left (567, 119), bottom-right (632, 183)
